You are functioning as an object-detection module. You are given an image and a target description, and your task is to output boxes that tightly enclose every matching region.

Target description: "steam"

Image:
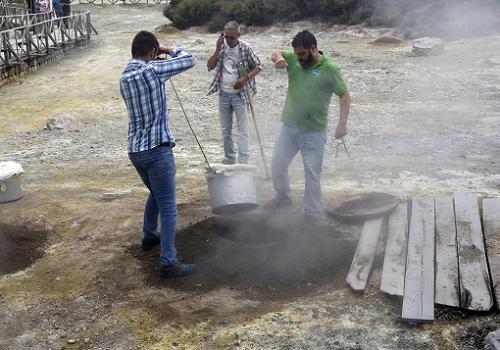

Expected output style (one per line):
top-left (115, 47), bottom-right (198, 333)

top-left (372, 0), bottom-right (500, 38)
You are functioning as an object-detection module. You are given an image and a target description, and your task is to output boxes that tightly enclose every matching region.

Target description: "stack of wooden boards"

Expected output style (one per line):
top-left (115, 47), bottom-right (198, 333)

top-left (346, 193), bottom-right (500, 322)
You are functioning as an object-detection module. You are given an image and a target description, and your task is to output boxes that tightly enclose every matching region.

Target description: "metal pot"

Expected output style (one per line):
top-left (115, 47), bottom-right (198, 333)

top-left (205, 164), bottom-right (258, 215)
top-left (0, 177), bottom-right (23, 203)
top-left (0, 162), bottom-right (23, 203)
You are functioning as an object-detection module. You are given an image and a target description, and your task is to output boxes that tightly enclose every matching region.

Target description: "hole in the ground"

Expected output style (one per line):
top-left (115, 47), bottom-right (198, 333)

top-left (133, 211), bottom-right (357, 301)
top-left (213, 212), bottom-right (287, 245)
top-left (0, 222), bottom-right (49, 276)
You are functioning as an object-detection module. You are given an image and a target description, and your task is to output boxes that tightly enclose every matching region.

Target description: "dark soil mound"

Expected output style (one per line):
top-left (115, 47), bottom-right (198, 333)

top-left (133, 211), bottom-right (356, 302)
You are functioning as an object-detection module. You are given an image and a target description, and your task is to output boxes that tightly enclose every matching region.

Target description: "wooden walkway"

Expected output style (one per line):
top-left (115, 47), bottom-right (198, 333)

top-left (346, 193), bottom-right (499, 322)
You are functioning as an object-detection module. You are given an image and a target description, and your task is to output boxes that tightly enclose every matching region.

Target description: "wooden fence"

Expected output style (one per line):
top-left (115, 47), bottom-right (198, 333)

top-left (0, 9), bottom-right (96, 72)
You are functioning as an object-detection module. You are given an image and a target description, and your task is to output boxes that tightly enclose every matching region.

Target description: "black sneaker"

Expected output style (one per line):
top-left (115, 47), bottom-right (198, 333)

top-left (142, 236), bottom-right (160, 251)
top-left (264, 197), bottom-right (293, 210)
top-left (222, 158), bottom-right (236, 165)
top-left (160, 261), bottom-right (197, 279)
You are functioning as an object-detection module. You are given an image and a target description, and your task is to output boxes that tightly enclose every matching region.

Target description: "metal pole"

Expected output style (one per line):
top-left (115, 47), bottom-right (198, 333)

top-left (243, 88), bottom-right (270, 179)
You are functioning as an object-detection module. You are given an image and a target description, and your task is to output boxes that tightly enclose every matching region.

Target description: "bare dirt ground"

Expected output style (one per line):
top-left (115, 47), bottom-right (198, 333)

top-left (1, 4), bottom-right (500, 350)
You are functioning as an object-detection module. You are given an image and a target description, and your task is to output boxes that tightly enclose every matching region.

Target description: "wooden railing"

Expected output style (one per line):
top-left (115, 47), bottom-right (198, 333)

top-left (0, 10), bottom-right (97, 69)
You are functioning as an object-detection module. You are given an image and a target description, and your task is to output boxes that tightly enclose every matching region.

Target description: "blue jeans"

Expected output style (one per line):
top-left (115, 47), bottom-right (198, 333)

top-left (219, 91), bottom-right (249, 163)
top-left (129, 145), bottom-right (177, 267)
top-left (271, 125), bottom-right (327, 217)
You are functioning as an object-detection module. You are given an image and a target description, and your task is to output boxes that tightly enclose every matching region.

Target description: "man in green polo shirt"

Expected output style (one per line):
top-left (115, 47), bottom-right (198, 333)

top-left (270, 29), bottom-right (351, 219)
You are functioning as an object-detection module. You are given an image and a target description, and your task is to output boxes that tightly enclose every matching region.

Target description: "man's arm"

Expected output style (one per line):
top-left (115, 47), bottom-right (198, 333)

top-left (233, 67), bottom-right (261, 90)
top-left (335, 91), bottom-right (351, 139)
top-left (271, 50), bottom-right (287, 69)
top-left (233, 45), bottom-right (262, 90)
top-left (207, 35), bottom-right (225, 71)
top-left (152, 48), bottom-right (197, 82)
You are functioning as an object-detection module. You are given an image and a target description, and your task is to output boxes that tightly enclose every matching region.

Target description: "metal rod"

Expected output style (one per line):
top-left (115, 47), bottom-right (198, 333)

top-left (341, 137), bottom-right (352, 159)
top-left (263, 69), bottom-right (280, 136)
top-left (169, 79), bottom-right (211, 170)
top-left (243, 88), bottom-right (270, 179)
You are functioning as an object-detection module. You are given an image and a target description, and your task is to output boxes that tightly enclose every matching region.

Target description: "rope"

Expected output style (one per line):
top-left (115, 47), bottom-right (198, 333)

top-left (169, 79), bottom-right (211, 170)
top-left (262, 69), bottom-right (281, 140)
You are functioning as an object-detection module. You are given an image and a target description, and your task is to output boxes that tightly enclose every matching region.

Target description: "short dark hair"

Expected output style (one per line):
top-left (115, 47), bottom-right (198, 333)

top-left (292, 30), bottom-right (317, 49)
top-left (131, 31), bottom-right (159, 58)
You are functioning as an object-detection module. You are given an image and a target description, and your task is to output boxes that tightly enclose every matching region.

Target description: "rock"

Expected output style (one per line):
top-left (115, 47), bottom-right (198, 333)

top-left (67, 339), bottom-right (76, 344)
top-left (370, 36), bottom-right (404, 45)
top-left (46, 113), bottom-right (81, 131)
top-left (412, 37), bottom-right (444, 56)
top-left (486, 329), bottom-right (500, 349)
top-left (194, 39), bottom-right (205, 45)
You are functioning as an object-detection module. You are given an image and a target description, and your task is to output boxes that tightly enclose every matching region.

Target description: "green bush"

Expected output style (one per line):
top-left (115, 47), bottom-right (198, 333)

top-left (164, 0), bottom-right (499, 35)
top-left (164, 0), bottom-right (218, 30)
top-left (165, 0), bottom-right (369, 31)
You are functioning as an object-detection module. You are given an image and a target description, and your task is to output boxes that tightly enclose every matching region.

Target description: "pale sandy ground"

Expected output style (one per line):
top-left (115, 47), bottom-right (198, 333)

top-left (0, 4), bottom-right (500, 350)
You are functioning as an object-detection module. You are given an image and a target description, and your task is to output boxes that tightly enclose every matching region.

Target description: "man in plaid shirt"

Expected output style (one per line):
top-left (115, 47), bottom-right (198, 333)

top-left (120, 31), bottom-right (197, 279)
top-left (207, 21), bottom-right (262, 164)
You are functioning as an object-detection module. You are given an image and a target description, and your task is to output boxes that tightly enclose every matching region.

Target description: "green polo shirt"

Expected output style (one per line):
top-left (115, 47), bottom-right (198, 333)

top-left (281, 50), bottom-right (347, 132)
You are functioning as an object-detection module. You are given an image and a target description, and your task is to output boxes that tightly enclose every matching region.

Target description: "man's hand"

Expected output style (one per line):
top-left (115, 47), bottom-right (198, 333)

top-left (274, 58), bottom-right (288, 69)
top-left (271, 50), bottom-right (287, 69)
top-left (233, 76), bottom-right (247, 90)
top-left (216, 34), bottom-right (225, 52)
top-left (159, 44), bottom-right (172, 55)
top-left (334, 123), bottom-right (347, 139)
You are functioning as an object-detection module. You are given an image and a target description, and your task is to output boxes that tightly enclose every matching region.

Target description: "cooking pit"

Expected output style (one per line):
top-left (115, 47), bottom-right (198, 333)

top-left (0, 222), bottom-right (49, 276)
top-left (133, 211), bottom-right (357, 301)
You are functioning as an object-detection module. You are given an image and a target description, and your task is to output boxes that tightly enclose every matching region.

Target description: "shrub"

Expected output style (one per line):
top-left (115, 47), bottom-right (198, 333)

top-left (165, 0), bottom-right (218, 30)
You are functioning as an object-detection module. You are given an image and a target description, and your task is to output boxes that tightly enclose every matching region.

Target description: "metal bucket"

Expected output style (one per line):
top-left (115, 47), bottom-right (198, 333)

top-left (0, 177), bottom-right (23, 203)
top-left (205, 164), bottom-right (258, 215)
top-left (0, 162), bottom-right (23, 203)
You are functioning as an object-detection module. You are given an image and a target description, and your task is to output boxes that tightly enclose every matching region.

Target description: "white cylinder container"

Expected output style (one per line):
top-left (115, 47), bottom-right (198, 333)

top-left (205, 164), bottom-right (258, 215)
top-left (0, 161), bottom-right (24, 203)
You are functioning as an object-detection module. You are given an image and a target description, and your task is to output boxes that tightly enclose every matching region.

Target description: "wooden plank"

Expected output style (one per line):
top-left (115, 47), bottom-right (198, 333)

top-left (380, 202), bottom-right (408, 296)
top-left (346, 217), bottom-right (384, 292)
top-left (454, 192), bottom-right (493, 311)
top-left (482, 198), bottom-right (500, 309)
top-left (402, 198), bottom-right (435, 322)
top-left (434, 196), bottom-right (460, 307)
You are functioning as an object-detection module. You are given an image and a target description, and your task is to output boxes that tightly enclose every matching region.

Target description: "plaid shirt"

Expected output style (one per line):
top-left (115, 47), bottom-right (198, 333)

top-left (207, 40), bottom-right (261, 104)
top-left (120, 48), bottom-right (196, 153)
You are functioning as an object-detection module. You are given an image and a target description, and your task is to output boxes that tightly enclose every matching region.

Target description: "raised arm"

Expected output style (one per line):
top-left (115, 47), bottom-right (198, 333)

top-left (207, 34), bottom-right (225, 71)
top-left (152, 48), bottom-right (197, 82)
top-left (271, 50), bottom-right (287, 69)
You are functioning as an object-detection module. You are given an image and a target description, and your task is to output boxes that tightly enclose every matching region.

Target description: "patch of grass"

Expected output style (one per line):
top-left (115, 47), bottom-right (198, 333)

top-left (0, 254), bottom-right (93, 308)
top-left (114, 307), bottom-right (162, 346)
top-left (114, 306), bottom-right (215, 349)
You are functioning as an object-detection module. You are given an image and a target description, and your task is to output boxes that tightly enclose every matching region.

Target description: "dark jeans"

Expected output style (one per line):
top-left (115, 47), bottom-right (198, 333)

top-left (129, 145), bottom-right (177, 267)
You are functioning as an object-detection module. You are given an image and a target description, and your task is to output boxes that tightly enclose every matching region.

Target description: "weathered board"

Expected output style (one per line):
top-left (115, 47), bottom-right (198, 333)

top-left (434, 196), bottom-right (460, 307)
top-left (454, 192), bottom-right (493, 311)
top-left (402, 198), bottom-right (435, 322)
top-left (380, 202), bottom-right (408, 296)
top-left (346, 217), bottom-right (384, 292)
top-left (482, 198), bottom-right (500, 309)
